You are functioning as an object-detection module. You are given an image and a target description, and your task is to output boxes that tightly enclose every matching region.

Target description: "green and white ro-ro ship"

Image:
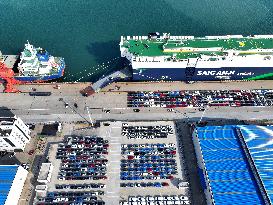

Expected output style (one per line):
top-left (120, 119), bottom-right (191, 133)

top-left (120, 33), bottom-right (273, 81)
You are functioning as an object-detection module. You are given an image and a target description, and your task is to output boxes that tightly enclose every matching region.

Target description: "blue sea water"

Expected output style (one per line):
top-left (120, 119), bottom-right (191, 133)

top-left (0, 0), bottom-right (273, 82)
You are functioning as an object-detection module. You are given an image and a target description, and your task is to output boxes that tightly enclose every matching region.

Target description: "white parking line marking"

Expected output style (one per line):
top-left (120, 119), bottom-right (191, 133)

top-left (110, 161), bottom-right (119, 163)
top-left (112, 127), bottom-right (121, 128)
top-left (107, 196), bottom-right (119, 198)
top-left (108, 171), bottom-right (119, 173)
top-left (110, 167), bottom-right (120, 170)
top-left (110, 143), bottom-right (121, 144)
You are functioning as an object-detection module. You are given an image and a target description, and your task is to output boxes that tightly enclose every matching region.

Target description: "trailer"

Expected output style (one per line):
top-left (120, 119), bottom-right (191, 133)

top-left (29, 92), bottom-right (52, 96)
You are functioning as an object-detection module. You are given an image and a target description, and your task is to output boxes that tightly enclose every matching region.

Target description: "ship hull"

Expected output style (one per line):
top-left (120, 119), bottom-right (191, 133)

top-left (132, 67), bottom-right (273, 81)
top-left (14, 59), bottom-right (65, 82)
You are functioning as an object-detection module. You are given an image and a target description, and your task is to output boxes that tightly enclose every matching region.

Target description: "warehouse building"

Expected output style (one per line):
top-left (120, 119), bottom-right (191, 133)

top-left (192, 125), bottom-right (273, 205)
top-left (0, 165), bottom-right (28, 205)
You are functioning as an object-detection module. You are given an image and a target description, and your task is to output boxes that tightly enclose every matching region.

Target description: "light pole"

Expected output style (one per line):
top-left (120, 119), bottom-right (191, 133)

top-left (85, 106), bottom-right (93, 126)
top-left (198, 101), bottom-right (212, 124)
top-left (174, 108), bottom-right (190, 122)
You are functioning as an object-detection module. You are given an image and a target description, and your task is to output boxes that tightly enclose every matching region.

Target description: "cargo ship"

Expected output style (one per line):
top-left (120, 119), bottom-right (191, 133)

top-left (0, 41), bottom-right (65, 82)
top-left (120, 33), bottom-right (273, 81)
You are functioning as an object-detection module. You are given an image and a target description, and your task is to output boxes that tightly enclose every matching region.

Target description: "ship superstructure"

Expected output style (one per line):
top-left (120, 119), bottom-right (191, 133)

top-left (16, 41), bottom-right (65, 81)
top-left (120, 33), bottom-right (273, 81)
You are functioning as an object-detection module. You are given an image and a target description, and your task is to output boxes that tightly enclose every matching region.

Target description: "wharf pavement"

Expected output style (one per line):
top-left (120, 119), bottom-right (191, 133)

top-left (0, 81), bottom-right (273, 123)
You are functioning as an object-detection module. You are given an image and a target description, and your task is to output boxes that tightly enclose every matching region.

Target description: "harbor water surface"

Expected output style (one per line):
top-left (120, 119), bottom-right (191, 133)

top-left (1, 0), bottom-right (273, 82)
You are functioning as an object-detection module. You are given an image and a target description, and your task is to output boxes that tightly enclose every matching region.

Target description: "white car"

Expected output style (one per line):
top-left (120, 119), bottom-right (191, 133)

top-left (77, 144), bottom-right (84, 148)
top-left (71, 144), bottom-right (77, 149)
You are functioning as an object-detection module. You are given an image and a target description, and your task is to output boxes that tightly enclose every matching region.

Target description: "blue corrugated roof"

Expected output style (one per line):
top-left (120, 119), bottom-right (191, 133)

top-left (205, 159), bottom-right (248, 171)
top-left (207, 170), bottom-right (252, 181)
top-left (202, 149), bottom-right (243, 161)
top-left (210, 179), bottom-right (259, 193)
top-left (239, 125), bottom-right (273, 203)
top-left (196, 126), bottom-right (264, 205)
top-left (199, 138), bottom-right (240, 150)
top-left (0, 165), bottom-right (19, 205)
top-left (213, 193), bottom-right (264, 205)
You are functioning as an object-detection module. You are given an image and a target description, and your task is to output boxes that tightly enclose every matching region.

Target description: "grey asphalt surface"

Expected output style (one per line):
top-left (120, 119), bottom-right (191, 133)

top-left (1, 107), bottom-right (272, 124)
top-left (0, 91), bottom-right (273, 123)
top-left (0, 81), bottom-right (273, 124)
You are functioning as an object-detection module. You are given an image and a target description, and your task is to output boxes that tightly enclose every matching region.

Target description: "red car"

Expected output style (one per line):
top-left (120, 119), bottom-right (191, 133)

top-left (128, 155), bottom-right (134, 160)
top-left (162, 182), bottom-right (169, 186)
top-left (28, 150), bottom-right (34, 155)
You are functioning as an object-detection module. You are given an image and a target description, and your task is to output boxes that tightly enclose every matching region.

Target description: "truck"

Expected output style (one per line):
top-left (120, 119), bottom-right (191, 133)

top-left (80, 86), bottom-right (95, 97)
top-left (29, 92), bottom-right (52, 96)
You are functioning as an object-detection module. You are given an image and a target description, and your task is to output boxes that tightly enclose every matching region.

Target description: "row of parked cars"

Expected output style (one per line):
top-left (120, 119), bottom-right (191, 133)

top-left (56, 136), bottom-right (108, 181)
top-left (127, 90), bottom-right (273, 108)
top-left (121, 143), bottom-right (176, 149)
top-left (120, 182), bottom-right (169, 188)
top-left (120, 143), bottom-right (178, 180)
top-left (37, 202), bottom-right (104, 205)
top-left (122, 123), bottom-right (174, 139)
top-left (56, 183), bottom-right (105, 190)
top-left (120, 195), bottom-right (190, 205)
top-left (121, 143), bottom-right (176, 153)
top-left (37, 191), bottom-right (105, 205)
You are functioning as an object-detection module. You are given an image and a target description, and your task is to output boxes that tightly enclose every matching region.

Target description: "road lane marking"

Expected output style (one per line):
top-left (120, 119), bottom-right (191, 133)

top-left (27, 109), bottom-right (50, 111)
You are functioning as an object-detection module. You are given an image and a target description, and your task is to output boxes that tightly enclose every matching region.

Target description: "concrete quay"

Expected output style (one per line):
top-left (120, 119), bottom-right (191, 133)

top-left (0, 81), bottom-right (273, 123)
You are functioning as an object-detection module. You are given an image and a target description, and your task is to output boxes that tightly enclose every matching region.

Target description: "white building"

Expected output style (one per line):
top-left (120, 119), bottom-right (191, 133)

top-left (37, 163), bottom-right (53, 184)
top-left (0, 165), bottom-right (28, 205)
top-left (35, 185), bottom-right (48, 197)
top-left (0, 116), bottom-right (31, 152)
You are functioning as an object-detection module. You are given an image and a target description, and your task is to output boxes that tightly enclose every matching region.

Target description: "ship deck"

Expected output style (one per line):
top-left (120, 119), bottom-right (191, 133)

top-left (122, 37), bottom-right (273, 59)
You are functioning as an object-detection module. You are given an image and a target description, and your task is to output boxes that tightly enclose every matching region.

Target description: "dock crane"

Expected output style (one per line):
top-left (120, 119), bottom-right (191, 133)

top-left (0, 61), bottom-right (21, 93)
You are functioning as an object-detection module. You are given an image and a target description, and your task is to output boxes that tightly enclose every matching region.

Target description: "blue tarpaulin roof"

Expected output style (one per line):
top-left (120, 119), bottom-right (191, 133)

top-left (0, 165), bottom-right (18, 205)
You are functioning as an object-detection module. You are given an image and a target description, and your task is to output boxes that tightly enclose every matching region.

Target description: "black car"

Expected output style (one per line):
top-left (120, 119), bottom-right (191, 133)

top-left (133, 109), bottom-right (140, 112)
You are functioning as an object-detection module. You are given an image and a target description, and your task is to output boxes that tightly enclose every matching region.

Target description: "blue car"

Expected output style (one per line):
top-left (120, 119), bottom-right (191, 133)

top-left (121, 172), bottom-right (128, 176)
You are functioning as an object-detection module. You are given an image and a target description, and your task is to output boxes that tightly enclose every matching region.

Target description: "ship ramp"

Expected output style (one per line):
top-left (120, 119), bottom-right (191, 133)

top-left (91, 67), bottom-right (131, 92)
top-left (80, 67), bottom-right (131, 96)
